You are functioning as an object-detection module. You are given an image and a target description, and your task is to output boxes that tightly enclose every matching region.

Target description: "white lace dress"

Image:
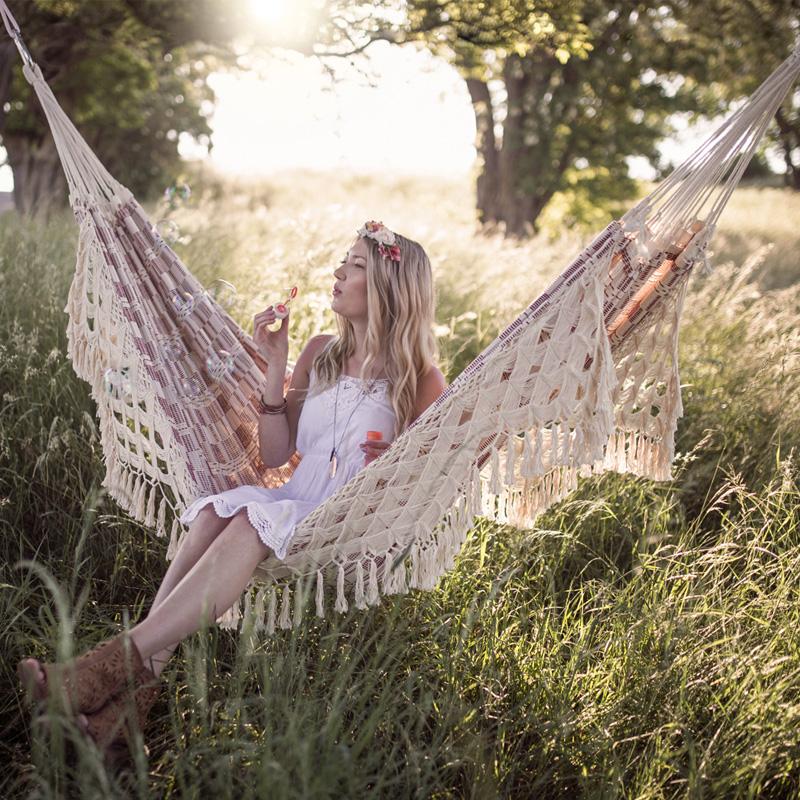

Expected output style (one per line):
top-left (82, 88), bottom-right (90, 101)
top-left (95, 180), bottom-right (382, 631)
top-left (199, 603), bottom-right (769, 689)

top-left (178, 366), bottom-right (396, 559)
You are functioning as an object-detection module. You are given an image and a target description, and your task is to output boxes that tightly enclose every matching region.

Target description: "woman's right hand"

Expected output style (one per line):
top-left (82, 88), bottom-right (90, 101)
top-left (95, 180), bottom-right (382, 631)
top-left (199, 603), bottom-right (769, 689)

top-left (253, 305), bottom-right (290, 365)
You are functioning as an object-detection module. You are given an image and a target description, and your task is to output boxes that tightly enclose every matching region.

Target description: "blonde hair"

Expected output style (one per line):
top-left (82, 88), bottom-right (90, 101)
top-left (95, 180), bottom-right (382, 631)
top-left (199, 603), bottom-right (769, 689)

top-left (311, 230), bottom-right (439, 438)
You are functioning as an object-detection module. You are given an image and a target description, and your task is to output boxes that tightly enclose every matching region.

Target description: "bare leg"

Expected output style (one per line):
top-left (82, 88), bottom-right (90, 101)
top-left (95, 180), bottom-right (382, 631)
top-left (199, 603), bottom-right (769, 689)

top-left (145, 506), bottom-right (235, 678)
top-left (126, 511), bottom-right (273, 664)
top-left (22, 505), bottom-right (235, 698)
top-left (73, 507), bottom-right (256, 732)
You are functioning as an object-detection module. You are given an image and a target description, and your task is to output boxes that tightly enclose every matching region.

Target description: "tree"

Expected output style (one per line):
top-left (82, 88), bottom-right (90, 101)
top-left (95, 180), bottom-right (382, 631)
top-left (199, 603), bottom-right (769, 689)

top-left (0, 0), bottom-right (329, 217)
top-left (667, 0), bottom-right (800, 190)
top-left (307, 1), bottom-right (732, 236)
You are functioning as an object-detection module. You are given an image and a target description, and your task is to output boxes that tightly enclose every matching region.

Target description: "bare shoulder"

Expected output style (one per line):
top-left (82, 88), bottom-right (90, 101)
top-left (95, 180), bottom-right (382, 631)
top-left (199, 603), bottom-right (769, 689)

top-left (413, 363), bottom-right (448, 420)
top-left (313, 333), bottom-right (337, 352)
top-left (423, 364), bottom-right (447, 386)
top-left (293, 334), bottom-right (336, 379)
top-left (421, 363), bottom-right (447, 387)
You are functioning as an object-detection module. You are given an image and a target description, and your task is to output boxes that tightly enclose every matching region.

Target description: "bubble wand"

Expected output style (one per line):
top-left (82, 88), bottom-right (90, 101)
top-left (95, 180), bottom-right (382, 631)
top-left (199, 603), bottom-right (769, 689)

top-left (274, 285), bottom-right (298, 320)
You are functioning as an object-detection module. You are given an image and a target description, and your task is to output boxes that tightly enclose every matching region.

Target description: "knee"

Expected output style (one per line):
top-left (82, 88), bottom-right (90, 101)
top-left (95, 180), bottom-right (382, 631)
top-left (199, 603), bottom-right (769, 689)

top-left (226, 509), bottom-right (273, 553)
top-left (232, 508), bottom-right (252, 526)
top-left (188, 505), bottom-right (234, 541)
top-left (196, 505), bottom-right (221, 524)
top-left (212, 508), bottom-right (254, 537)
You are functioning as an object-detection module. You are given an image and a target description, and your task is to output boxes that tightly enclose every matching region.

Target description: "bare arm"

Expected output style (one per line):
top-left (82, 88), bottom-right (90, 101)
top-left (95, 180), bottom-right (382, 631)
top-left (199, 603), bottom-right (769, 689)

top-left (259, 334), bottom-right (333, 468)
top-left (258, 359), bottom-right (291, 469)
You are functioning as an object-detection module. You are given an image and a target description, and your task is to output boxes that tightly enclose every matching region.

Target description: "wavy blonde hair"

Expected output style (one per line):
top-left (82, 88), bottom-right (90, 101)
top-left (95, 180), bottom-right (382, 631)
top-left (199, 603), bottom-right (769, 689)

top-left (311, 230), bottom-right (439, 438)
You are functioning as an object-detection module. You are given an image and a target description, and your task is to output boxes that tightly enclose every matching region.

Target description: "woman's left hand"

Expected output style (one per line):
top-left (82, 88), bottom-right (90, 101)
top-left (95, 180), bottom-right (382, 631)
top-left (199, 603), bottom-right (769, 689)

top-left (359, 438), bottom-right (392, 465)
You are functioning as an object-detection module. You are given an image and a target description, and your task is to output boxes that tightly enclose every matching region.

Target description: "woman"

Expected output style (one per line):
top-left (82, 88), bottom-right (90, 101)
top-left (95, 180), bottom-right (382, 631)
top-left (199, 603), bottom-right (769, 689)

top-left (17, 220), bottom-right (448, 761)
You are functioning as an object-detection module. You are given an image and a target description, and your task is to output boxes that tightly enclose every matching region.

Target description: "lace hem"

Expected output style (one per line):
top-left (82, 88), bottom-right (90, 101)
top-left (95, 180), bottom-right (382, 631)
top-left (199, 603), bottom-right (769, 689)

top-left (179, 496), bottom-right (292, 560)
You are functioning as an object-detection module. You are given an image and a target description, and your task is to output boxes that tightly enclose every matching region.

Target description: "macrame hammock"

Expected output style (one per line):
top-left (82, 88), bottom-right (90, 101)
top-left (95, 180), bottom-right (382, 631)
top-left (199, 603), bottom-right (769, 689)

top-left (4, 1), bottom-right (798, 634)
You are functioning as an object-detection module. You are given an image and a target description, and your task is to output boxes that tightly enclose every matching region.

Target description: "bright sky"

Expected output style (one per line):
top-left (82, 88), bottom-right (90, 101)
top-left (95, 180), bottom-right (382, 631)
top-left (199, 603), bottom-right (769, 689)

top-left (0, 0), bottom-right (772, 192)
top-left (191, 40), bottom-right (478, 178)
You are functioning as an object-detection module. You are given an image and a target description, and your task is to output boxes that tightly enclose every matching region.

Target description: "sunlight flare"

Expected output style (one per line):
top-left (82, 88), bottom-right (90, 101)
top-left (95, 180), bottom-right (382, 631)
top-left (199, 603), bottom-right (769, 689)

top-left (249, 0), bottom-right (294, 26)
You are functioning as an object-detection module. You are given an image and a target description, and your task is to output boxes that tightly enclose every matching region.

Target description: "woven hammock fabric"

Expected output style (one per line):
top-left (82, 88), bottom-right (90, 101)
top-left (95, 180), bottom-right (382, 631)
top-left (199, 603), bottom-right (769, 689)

top-left (3, 0), bottom-right (798, 635)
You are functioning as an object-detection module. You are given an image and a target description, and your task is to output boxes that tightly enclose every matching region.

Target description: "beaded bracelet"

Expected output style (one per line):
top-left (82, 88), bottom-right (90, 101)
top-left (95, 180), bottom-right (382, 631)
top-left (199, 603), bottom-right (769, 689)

top-left (259, 395), bottom-right (287, 415)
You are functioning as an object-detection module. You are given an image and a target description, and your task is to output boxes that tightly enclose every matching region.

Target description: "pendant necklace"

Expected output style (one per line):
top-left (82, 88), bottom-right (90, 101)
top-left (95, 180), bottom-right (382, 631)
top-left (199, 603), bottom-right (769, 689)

top-left (329, 372), bottom-right (380, 479)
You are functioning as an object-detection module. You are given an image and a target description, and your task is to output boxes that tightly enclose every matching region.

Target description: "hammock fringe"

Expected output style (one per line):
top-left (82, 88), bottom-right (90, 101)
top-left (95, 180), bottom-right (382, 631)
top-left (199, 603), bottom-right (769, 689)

top-left (220, 413), bottom-right (677, 635)
top-left (224, 485), bottom-right (482, 636)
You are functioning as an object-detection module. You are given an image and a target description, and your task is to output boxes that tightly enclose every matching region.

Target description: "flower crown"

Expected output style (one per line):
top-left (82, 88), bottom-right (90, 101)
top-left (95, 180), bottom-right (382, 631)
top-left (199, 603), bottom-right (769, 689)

top-left (357, 220), bottom-right (401, 262)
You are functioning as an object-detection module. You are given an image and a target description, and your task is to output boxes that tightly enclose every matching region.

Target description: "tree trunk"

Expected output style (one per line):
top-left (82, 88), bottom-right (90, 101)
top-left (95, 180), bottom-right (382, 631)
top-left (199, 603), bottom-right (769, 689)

top-left (465, 76), bottom-right (501, 227)
top-left (0, 39), bottom-right (69, 218)
top-left (774, 107), bottom-right (800, 191)
top-left (3, 130), bottom-right (68, 218)
top-left (0, 41), bottom-right (16, 131)
top-left (465, 51), bottom-right (568, 239)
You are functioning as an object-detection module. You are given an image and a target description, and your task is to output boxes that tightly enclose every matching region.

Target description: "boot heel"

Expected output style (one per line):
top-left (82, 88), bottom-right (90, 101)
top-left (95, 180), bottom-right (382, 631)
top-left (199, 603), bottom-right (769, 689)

top-left (78, 662), bottom-right (162, 764)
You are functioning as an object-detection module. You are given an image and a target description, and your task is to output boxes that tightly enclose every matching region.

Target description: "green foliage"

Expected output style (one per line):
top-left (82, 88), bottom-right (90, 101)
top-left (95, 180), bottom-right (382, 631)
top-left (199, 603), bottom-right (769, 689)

top-left (667, 0), bottom-right (798, 99)
top-left (741, 150), bottom-right (783, 184)
top-left (404, 0), bottom-right (592, 74)
top-left (1, 0), bottom-right (238, 203)
top-left (391, 2), bottom-right (737, 231)
top-left (667, 0), bottom-right (800, 187)
top-left (352, 1), bottom-right (797, 229)
top-left (2, 170), bottom-right (800, 795)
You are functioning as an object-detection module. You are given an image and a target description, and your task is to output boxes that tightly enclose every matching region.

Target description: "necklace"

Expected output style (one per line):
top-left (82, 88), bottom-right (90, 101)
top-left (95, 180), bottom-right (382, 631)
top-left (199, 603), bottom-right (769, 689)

top-left (329, 372), bottom-right (382, 479)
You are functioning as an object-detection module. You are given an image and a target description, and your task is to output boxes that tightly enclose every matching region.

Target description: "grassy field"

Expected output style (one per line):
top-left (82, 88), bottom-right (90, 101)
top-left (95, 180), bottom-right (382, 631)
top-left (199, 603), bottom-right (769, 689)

top-left (2, 168), bottom-right (799, 798)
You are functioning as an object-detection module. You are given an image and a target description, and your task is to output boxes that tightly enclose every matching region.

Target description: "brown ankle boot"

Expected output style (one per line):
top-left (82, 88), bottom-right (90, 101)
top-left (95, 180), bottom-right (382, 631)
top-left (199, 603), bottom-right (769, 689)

top-left (77, 660), bottom-right (162, 761)
top-left (17, 631), bottom-right (147, 715)
top-left (18, 636), bottom-right (117, 707)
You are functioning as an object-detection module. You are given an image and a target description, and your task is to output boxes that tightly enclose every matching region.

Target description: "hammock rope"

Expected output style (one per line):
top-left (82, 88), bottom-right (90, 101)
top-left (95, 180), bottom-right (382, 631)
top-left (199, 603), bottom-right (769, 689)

top-left (3, 0), bottom-right (798, 634)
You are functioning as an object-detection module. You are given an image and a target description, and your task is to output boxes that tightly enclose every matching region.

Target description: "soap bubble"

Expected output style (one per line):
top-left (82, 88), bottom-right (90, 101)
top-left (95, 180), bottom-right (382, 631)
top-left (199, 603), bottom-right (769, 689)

top-left (160, 336), bottom-right (185, 361)
top-left (170, 288), bottom-right (196, 320)
top-left (154, 219), bottom-right (181, 247)
top-left (205, 279), bottom-right (238, 312)
top-left (206, 349), bottom-right (235, 382)
top-left (103, 365), bottom-right (133, 403)
top-left (163, 182), bottom-right (192, 211)
top-left (636, 238), bottom-right (655, 262)
top-left (181, 374), bottom-right (204, 398)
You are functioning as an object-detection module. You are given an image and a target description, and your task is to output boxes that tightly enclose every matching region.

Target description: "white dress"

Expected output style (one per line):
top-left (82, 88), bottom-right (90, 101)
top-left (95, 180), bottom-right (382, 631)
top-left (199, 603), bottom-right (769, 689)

top-left (178, 365), bottom-right (396, 560)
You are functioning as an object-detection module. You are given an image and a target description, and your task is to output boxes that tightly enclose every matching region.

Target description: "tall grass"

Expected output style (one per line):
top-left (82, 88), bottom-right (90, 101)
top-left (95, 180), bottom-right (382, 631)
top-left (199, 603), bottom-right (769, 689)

top-left (1, 168), bottom-right (799, 797)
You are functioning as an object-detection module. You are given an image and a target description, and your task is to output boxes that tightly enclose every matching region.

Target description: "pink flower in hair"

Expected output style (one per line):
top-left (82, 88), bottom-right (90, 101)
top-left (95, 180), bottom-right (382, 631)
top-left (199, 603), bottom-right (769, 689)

top-left (357, 220), bottom-right (401, 262)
